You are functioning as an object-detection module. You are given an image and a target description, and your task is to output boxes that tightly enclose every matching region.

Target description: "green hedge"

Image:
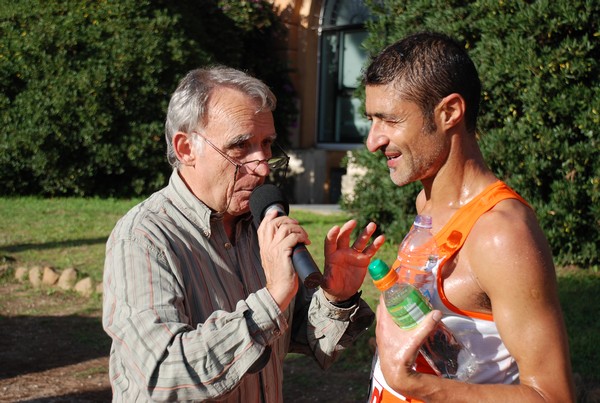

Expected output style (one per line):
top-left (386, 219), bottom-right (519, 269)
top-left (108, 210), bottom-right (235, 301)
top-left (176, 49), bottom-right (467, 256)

top-left (0, 0), bottom-right (293, 197)
top-left (343, 0), bottom-right (599, 268)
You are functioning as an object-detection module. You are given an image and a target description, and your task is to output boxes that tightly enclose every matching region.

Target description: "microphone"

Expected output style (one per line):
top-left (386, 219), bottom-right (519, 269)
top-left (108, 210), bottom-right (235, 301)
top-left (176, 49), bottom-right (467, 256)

top-left (249, 184), bottom-right (323, 289)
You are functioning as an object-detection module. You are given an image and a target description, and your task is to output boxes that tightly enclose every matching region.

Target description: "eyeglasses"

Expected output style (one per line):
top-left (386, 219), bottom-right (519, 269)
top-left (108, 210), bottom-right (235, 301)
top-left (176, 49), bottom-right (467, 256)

top-left (191, 131), bottom-right (289, 175)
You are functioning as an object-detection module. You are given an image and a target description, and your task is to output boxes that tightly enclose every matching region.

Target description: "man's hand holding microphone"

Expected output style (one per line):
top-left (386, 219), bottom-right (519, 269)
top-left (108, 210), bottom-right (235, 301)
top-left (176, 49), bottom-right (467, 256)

top-left (251, 184), bottom-right (385, 311)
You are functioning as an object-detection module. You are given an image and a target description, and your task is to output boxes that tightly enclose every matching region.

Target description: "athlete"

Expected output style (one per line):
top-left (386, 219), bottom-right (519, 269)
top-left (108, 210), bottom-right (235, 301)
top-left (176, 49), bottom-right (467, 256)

top-left (364, 32), bottom-right (575, 402)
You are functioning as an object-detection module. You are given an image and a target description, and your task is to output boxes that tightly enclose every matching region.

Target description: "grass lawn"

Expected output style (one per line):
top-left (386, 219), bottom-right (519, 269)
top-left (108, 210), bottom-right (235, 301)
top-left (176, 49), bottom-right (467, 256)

top-left (1, 197), bottom-right (598, 400)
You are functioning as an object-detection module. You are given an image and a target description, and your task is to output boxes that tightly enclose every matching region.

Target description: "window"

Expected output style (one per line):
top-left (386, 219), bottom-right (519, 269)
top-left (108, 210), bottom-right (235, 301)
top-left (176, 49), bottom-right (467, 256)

top-left (317, 0), bottom-right (371, 146)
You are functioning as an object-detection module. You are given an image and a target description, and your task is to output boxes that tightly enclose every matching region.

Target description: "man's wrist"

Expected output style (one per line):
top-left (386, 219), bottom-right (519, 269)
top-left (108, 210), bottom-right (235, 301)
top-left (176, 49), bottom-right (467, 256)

top-left (327, 291), bottom-right (362, 308)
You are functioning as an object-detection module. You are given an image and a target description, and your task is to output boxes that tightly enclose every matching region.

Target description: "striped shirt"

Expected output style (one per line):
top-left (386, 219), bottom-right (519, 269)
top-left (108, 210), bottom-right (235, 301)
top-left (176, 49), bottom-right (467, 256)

top-left (102, 170), bottom-right (374, 402)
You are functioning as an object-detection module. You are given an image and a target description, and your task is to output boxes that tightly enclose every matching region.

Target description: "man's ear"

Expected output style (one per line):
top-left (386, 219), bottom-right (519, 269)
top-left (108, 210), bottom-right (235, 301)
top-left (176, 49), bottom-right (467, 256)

top-left (438, 93), bottom-right (465, 130)
top-left (173, 132), bottom-right (195, 166)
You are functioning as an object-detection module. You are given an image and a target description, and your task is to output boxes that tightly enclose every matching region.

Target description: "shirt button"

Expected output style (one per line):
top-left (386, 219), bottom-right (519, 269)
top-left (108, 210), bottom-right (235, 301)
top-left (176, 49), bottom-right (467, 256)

top-left (273, 329), bottom-right (281, 336)
top-left (224, 242), bottom-right (232, 249)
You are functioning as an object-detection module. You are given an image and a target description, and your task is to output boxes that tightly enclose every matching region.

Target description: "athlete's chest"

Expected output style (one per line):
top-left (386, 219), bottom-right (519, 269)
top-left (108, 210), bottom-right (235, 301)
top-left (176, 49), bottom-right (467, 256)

top-left (439, 250), bottom-right (492, 314)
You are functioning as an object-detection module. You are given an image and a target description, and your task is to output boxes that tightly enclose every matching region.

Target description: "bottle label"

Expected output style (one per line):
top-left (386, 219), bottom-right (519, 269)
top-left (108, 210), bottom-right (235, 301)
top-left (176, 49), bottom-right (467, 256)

top-left (387, 288), bottom-right (431, 329)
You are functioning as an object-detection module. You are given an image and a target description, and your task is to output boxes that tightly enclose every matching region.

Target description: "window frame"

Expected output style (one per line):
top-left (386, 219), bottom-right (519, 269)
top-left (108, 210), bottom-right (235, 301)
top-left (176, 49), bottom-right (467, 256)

top-left (316, 0), bottom-right (371, 150)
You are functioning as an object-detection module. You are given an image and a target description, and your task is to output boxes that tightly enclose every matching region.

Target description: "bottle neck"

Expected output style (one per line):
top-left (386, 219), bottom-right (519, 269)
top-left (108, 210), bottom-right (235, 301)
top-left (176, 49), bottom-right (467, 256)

top-left (373, 270), bottom-right (398, 291)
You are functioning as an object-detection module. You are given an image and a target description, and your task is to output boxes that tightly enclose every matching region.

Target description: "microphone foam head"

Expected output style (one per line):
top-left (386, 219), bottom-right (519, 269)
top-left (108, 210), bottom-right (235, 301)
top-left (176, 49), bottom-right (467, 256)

top-left (249, 184), bottom-right (290, 226)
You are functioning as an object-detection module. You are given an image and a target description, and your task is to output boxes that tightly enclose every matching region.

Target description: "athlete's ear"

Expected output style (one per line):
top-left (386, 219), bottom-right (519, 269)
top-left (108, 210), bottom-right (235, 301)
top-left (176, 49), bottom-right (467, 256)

top-left (438, 93), bottom-right (465, 130)
top-left (173, 132), bottom-right (196, 166)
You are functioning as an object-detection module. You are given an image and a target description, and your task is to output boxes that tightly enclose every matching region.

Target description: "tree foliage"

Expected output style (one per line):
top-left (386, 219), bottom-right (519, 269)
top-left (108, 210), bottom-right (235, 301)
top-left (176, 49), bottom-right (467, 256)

top-left (0, 0), bottom-right (293, 197)
top-left (343, 0), bottom-right (599, 268)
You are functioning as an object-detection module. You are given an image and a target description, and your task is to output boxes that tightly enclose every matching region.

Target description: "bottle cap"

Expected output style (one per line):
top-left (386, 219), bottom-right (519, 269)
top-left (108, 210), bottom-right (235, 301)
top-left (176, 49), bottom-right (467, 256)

top-left (369, 259), bottom-right (391, 280)
top-left (369, 259), bottom-right (398, 290)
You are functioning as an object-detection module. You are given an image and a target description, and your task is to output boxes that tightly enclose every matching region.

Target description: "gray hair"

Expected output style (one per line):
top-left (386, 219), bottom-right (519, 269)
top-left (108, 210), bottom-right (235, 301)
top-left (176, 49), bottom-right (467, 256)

top-left (165, 66), bottom-right (277, 168)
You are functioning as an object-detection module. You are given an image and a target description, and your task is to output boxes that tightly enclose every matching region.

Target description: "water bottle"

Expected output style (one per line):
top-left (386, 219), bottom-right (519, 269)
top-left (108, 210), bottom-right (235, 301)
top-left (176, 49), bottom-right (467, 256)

top-left (397, 215), bottom-right (438, 301)
top-left (369, 259), bottom-right (477, 381)
top-left (397, 215), bottom-right (478, 379)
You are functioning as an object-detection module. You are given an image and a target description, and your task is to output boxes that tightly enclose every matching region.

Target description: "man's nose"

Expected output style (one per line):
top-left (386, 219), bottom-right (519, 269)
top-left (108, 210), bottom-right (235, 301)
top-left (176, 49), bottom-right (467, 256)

top-left (250, 160), bottom-right (270, 177)
top-left (366, 123), bottom-right (387, 152)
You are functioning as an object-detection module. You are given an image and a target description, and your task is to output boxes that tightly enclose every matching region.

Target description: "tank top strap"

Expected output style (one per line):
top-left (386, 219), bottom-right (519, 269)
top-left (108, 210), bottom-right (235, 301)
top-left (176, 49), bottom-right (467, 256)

top-left (434, 181), bottom-right (530, 261)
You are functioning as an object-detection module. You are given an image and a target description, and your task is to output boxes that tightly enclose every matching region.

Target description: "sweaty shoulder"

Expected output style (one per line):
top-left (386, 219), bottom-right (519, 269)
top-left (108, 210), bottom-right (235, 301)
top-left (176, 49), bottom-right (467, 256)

top-left (468, 198), bottom-right (542, 249)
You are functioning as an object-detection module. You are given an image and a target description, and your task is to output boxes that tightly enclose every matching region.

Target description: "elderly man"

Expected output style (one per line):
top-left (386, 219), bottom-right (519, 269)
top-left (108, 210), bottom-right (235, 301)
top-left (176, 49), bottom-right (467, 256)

top-left (102, 66), bottom-right (384, 402)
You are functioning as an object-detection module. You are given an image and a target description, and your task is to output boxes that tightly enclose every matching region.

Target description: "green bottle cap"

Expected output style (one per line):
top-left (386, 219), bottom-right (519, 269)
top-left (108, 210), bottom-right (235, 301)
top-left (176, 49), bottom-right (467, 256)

top-left (368, 259), bottom-right (391, 280)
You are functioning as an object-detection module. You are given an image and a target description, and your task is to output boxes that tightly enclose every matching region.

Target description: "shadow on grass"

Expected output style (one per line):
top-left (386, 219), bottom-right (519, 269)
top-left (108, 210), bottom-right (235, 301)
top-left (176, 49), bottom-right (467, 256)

top-left (558, 270), bottom-right (600, 402)
top-left (283, 352), bottom-right (373, 402)
top-left (283, 326), bottom-right (376, 402)
top-left (0, 314), bottom-right (110, 379)
top-left (19, 389), bottom-right (112, 403)
top-left (0, 237), bottom-right (109, 254)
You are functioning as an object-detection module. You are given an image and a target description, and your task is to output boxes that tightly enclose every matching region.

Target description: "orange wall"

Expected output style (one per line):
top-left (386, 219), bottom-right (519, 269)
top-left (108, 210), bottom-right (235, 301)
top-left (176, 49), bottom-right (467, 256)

top-left (270, 0), bottom-right (350, 203)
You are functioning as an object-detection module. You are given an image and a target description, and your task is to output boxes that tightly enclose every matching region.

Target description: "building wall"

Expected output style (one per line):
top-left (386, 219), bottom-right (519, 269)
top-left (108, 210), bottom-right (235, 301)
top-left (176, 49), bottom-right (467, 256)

top-left (271, 0), bottom-right (355, 204)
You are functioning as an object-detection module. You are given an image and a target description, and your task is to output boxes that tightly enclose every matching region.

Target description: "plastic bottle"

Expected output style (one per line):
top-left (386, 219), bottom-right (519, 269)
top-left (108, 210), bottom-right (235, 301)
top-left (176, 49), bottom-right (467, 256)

top-left (396, 215), bottom-right (438, 301)
top-left (369, 259), bottom-right (477, 381)
top-left (396, 215), bottom-right (478, 379)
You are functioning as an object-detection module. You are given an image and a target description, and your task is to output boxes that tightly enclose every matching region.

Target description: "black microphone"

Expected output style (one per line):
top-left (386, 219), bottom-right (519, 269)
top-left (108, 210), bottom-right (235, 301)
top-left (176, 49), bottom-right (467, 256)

top-left (249, 184), bottom-right (323, 289)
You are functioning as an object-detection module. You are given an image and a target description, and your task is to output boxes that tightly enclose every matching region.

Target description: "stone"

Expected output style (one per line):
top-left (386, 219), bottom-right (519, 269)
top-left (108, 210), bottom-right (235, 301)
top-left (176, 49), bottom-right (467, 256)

top-left (15, 266), bottom-right (28, 282)
top-left (28, 266), bottom-right (43, 288)
top-left (57, 268), bottom-right (78, 290)
top-left (42, 266), bottom-right (60, 286)
top-left (74, 277), bottom-right (94, 298)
